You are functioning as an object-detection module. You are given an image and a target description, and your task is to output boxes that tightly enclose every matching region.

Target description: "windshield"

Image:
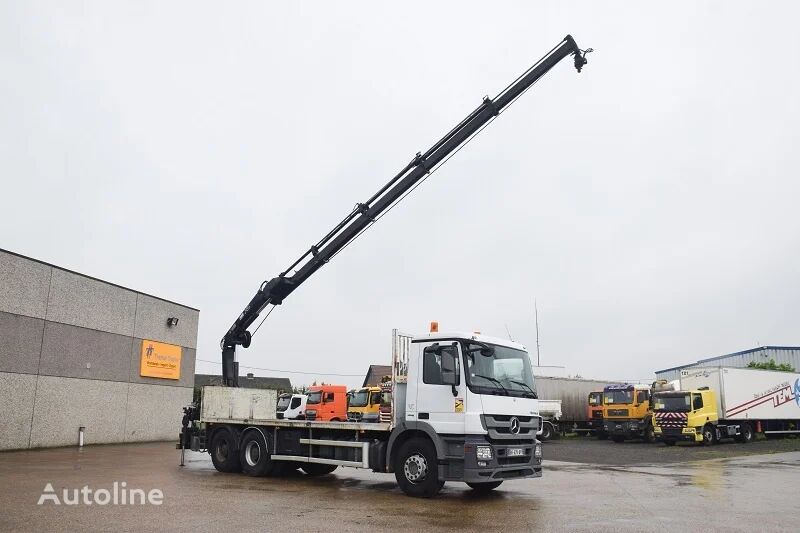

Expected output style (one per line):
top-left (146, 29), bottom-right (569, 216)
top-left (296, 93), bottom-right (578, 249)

top-left (277, 395), bottom-right (291, 411)
top-left (464, 342), bottom-right (536, 398)
top-left (588, 392), bottom-right (602, 406)
top-left (605, 390), bottom-right (633, 404)
top-left (349, 390), bottom-right (369, 407)
top-left (653, 393), bottom-right (690, 412)
top-left (307, 391), bottom-right (322, 404)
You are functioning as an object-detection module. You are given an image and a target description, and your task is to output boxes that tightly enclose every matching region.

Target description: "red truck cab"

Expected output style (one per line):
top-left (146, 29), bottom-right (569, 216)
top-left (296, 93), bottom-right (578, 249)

top-left (304, 385), bottom-right (348, 421)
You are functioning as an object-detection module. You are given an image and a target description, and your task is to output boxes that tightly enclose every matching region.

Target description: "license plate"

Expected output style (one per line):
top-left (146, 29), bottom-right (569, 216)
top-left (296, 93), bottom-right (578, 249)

top-left (507, 448), bottom-right (524, 457)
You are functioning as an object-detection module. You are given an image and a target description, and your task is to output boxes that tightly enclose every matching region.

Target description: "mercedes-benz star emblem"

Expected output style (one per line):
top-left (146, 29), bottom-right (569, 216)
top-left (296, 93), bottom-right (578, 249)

top-left (509, 417), bottom-right (521, 434)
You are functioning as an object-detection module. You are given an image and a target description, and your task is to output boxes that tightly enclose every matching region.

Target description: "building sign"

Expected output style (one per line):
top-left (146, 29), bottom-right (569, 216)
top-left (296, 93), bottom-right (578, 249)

top-left (140, 340), bottom-right (181, 380)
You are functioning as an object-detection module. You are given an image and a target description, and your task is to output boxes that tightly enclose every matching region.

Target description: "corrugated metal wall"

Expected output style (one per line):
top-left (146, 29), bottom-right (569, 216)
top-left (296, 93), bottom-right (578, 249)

top-left (655, 347), bottom-right (800, 381)
top-left (535, 377), bottom-right (623, 422)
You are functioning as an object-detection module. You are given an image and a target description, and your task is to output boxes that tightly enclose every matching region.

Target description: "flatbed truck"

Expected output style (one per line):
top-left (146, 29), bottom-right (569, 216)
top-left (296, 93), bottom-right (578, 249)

top-left (179, 35), bottom-right (591, 497)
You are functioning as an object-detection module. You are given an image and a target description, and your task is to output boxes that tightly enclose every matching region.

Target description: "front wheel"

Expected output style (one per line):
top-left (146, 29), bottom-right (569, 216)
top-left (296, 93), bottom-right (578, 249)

top-left (466, 481), bottom-right (503, 493)
top-left (210, 429), bottom-right (241, 473)
top-left (394, 438), bottom-right (442, 498)
top-left (663, 440), bottom-right (676, 446)
top-left (611, 435), bottom-right (625, 443)
top-left (643, 424), bottom-right (655, 444)
top-left (702, 425), bottom-right (716, 446)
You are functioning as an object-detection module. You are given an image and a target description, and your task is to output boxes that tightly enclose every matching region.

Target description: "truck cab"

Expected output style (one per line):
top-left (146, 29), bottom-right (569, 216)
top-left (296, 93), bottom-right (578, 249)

top-left (603, 384), bottom-right (654, 442)
top-left (587, 391), bottom-right (606, 438)
top-left (652, 389), bottom-right (717, 445)
top-left (347, 386), bottom-right (383, 422)
top-left (276, 393), bottom-right (307, 420)
top-left (304, 385), bottom-right (348, 421)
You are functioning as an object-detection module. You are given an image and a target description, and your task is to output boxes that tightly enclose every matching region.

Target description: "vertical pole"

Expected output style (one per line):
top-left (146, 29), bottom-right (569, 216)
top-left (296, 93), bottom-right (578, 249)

top-left (534, 299), bottom-right (541, 367)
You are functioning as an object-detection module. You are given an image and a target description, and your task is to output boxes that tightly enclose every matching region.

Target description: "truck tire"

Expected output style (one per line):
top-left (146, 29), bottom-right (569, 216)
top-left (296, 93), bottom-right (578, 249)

top-left (611, 435), bottom-right (625, 443)
top-left (301, 463), bottom-right (338, 476)
top-left (735, 423), bottom-right (754, 443)
top-left (540, 422), bottom-right (554, 442)
top-left (643, 424), bottom-right (655, 444)
top-left (702, 425), bottom-right (716, 446)
top-left (466, 481), bottom-right (503, 493)
top-left (597, 431), bottom-right (608, 440)
top-left (394, 437), bottom-right (442, 498)
top-left (663, 440), bottom-right (676, 446)
top-left (239, 430), bottom-right (280, 477)
top-left (210, 429), bottom-right (241, 473)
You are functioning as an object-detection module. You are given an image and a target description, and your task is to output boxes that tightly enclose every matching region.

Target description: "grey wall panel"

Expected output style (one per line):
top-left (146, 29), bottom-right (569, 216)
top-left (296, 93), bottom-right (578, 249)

top-left (38, 321), bottom-right (133, 382)
top-left (0, 372), bottom-right (37, 450)
top-left (128, 339), bottom-right (195, 388)
top-left (46, 268), bottom-right (136, 336)
top-left (0, 311), bottom-right (44, 375)
top-left (133, 294), bottom-right (199, 349)
top-left (0, 251), bottom-right (51, 319)
top-left (124, 383), bottom-right (192, 442)
top-left (29, 376), bottom-right (128, 448)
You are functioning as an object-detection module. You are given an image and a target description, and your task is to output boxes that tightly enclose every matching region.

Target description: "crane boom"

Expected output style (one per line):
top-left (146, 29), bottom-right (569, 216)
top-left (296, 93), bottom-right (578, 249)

top-left (221, 35), bottom-right (590, 386)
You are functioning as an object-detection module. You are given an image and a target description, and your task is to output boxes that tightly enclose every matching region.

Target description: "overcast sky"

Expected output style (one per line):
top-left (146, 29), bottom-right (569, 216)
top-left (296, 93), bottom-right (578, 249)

top-left (2, 2), bottom-right (798, 388)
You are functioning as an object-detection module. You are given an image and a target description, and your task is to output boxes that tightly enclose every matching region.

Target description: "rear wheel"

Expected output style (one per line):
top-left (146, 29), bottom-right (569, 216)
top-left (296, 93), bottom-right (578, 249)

top-left (210, 429), bottom-right (241, 473)
top-left (466, 481), bottom-right (503, 493)
top-left (539, 423), bottom-right (554, 442)
top-left (301, 463), bottom-right (338, 476)
top-left (702, 425), bottom-right (716, 446)
top-left (239, 430), bottom-right (280, 477)
top-left (394, 437), bottom-right (442, 498)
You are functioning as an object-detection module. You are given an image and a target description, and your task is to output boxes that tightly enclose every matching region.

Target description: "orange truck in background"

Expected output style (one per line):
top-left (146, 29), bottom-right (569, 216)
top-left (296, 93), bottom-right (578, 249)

top-left (303, 385), bottom-right (348, 421)
top-left (588, 391), bottom-right (606, 439)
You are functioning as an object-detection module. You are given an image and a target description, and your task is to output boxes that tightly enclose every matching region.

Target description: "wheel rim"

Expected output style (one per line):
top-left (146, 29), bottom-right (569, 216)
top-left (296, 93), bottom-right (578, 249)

top-left (245, 440), bottom-right (261, 467)
top-left (704, 429), bottom-right (713, 442)
top-left (403, 453), bottom-right (428, 484)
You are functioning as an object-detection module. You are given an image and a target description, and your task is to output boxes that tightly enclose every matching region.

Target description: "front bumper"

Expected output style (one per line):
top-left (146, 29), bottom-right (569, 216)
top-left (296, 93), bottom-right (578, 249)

top-left (655, 427), bottom-right (703, 443)
top-left (440, 436), bottom-right (542, 483)
top-left (604, 419), bottom-right (643, 438)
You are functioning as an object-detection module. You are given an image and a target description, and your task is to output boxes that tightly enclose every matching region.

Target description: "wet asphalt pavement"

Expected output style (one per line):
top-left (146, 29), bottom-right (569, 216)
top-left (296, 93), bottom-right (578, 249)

top-left (1, 440), bottom-right (798, 532)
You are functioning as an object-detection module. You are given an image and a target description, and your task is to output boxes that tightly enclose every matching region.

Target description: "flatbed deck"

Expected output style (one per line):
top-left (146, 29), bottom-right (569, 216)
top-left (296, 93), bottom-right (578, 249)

top-left (201, 417), bottom-right (392, 432)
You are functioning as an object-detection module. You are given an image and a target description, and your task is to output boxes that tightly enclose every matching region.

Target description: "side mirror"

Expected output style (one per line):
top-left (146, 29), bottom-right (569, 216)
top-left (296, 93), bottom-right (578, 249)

top-left (440, 348), bottom-right (460, 397)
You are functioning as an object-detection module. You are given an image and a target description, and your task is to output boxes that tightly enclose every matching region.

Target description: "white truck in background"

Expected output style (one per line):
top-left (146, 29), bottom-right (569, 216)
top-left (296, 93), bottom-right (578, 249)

top-left (276, 393), bottom-right (308, 420)
top-left (181, 330), bottom-right (542, 497)
top-left (536, 400), bottom-right (562, 441)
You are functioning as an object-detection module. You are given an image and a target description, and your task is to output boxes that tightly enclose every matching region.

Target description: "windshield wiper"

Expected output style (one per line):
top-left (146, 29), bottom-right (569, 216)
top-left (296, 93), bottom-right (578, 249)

top-left (472, 374), bottom-right (509, 395)
top-left (508, 379), bottom-right (537, 398)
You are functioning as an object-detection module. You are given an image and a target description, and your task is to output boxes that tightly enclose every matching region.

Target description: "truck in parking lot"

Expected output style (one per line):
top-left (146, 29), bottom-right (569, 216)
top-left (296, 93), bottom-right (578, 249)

top-left (276, 393), bottom-right (307, 420)
top-left (179, 35), bottom-right (590, 497)
top-left (652, 367), bottom-right (800, 445)
top-left (347, 386), bottom-right (383, 422)
top-left (182, 329), bottom-right (543, 497)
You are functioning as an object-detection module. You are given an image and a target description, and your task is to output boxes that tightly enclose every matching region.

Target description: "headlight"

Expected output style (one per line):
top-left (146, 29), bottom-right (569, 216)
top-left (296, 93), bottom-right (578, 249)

top-left (476, 446), bottom-right (493, 460)
top-left (305, 409), bottom-right (316, 415)
top-left (534, 443), bottom-right (542, 459)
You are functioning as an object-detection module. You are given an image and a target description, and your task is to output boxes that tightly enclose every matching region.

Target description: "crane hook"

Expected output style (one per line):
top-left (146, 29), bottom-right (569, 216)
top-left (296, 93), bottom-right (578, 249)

top-left (573, 47), bottom-right (593, 73)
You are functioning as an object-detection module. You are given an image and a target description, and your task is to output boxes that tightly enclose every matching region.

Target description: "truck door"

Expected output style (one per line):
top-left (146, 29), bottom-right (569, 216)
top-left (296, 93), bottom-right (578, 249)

top-left (416, 342), bottom-right (466, 434)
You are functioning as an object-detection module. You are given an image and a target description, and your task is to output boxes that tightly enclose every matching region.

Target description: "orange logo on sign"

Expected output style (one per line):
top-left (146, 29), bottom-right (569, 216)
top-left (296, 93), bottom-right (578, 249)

top-left (140, 340), bottom-right (181, 380)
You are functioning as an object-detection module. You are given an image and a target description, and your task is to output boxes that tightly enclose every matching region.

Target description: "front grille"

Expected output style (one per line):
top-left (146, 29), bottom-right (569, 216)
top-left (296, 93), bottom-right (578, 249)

top-left (592, 411), bottom-right (603, 419)
top-left (347, 411), bottom-right (363, 422)
top-left (607, 408), bottom-right (629, 417)
top-left (481, 414), bottom-right (539, 440)
top-left (654, 412), bottom-right (688, 429)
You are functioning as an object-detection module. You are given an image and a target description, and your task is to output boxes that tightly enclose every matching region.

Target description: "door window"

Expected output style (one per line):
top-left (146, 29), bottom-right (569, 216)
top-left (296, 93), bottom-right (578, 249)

top-left (423, 345), bottom-right (459, 385)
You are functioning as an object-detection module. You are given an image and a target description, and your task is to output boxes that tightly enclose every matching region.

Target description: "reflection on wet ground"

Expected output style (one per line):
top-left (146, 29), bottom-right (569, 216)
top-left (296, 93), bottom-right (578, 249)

top-left (0, 442), bottom-right (798, 532)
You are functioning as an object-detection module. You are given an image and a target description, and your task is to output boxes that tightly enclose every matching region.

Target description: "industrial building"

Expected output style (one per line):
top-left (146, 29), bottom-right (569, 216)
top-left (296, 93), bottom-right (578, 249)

top-left (655, 346), bottom-right (800, 381)
top-left (0, 248), bottom-right (199, 450)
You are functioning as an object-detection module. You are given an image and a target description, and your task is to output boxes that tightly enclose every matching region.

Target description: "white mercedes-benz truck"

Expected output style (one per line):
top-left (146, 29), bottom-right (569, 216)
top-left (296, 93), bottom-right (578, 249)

top-left (181, 330), bottom-right (541, 497)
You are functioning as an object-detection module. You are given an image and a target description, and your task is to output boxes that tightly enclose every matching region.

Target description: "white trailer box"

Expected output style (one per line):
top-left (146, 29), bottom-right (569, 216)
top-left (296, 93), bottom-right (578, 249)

top-left (680, 367), bottom-right (800, 421)
top-left (201, 386), bottom-right (277, 422)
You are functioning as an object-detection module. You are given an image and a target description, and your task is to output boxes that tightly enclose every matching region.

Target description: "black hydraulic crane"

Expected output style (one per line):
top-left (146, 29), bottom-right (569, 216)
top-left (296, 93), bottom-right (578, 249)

top-left (221, 35), bottom-right (591, 386)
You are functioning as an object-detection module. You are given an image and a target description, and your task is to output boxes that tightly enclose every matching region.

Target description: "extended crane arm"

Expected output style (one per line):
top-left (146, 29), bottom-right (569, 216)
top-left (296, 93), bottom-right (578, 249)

top-left (221, 35), bottom-right (590, 386)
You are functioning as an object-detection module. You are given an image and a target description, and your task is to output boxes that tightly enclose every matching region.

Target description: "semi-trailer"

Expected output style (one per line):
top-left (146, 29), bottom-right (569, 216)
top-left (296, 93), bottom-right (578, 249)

top-left (652, 367), bottom-right (800, 445)
top-left (535, 377), bottom-right (623, 437)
